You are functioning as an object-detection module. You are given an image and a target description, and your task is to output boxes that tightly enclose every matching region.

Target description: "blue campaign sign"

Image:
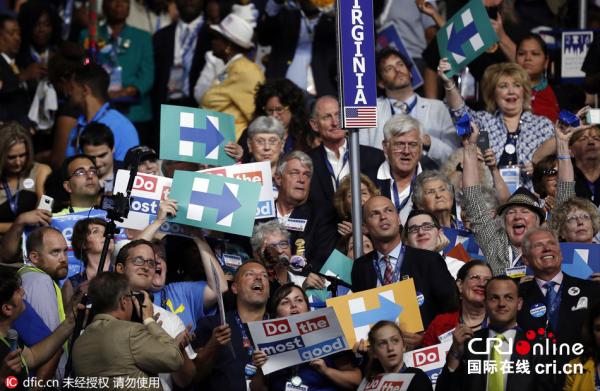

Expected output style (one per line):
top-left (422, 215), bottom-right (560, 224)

top-left (351, 295), bottom-right (403, 328)
top-left (376, 24), bottom-right (424, 89)
top-left (337, 0), bottom-right (378, 128)
top-left (443, 227), bottom-right (482, 258)
top-left (560, 242), bottom-right (600, 279)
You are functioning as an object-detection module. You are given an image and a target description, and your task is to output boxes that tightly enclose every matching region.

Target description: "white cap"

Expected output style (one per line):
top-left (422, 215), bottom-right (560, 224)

top-left (210, 13), bottom-right (255, 49)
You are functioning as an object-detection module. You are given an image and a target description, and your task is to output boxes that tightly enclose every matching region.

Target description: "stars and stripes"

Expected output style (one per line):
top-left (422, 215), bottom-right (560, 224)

top-left (344, 106), bottom-right (377, 128)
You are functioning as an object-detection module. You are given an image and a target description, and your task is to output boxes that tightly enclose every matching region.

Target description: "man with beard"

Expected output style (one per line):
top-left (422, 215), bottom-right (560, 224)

top-left (359, 48), bottom-right (458, 167)
top-left (13, 227), bottom-right (70, 381)
top-left (194, 260), bottom-right (270, 391)
top-left (437, 276), bottom-right (554, 391)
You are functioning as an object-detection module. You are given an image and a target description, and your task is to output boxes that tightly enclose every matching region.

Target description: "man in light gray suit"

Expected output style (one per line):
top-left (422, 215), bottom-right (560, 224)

top-left (359, 47), bottom-right (459, 167)
top-left (72, 272), bottom-right (184, 390)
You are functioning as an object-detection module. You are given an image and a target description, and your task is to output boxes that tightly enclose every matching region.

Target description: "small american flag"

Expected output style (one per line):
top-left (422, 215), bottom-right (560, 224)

top-left (344, 106), bottom-right (377, 128)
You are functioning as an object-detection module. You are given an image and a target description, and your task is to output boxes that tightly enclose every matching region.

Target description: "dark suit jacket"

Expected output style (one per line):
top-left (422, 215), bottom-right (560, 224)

top-left (257, 8), bottom-right (337, 97)
top-left (351, 246), bottom-right (456, 328)
top-left (375, 157), bottom-right (438, 199)
top-left (307, 144), bottom-right (385, 217)
top-left (0, 55), bottom-right (31, 126)
top-left (285, 201), bottom-right (338, 272)
top-left (517, 273), bottom-right (600, 356)
top-left (436, 328), bottom-right (555, 391)
top-left (152, 22), bottom-right (211, 108)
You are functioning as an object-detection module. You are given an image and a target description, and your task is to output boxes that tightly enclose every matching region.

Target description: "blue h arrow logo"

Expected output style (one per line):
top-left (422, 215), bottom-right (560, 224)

top-left (351, 295), bottom-right (403, 328)
top-left (189, 183), bottom-right (241, 221)
top-left (179, 115), bottom-right (224, 157)
top-left (446, 9), bottom-right (483, 63)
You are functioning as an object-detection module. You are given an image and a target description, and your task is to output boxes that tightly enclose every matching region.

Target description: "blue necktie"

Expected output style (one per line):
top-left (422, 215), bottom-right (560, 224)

top-left (543, 281), bottom-right (559, 330)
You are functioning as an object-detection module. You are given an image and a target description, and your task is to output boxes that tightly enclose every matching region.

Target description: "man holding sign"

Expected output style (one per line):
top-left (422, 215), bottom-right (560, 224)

top-left (194, 260), bottom-right (270, 391)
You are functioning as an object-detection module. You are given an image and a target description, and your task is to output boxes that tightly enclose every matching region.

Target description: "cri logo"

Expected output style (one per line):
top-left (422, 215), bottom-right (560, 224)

top-left (4, 376), bottom-right (18, 389)
top-left (468, 328), bottom-right (559, 356)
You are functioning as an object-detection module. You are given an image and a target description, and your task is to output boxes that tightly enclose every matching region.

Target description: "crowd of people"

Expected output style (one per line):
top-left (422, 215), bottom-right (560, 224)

top-left (0, 0), bottom-right (600, 390)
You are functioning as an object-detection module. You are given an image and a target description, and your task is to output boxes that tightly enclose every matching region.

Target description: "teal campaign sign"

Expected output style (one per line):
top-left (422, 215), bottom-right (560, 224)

top-left (307, 250), bottom-right (353, 303)
top-left (436, 0), bottom-right (498, 77)
top-left (160, 104), bottom-right (235, 166)
top-left (168, 170), bottom-right (261, 237)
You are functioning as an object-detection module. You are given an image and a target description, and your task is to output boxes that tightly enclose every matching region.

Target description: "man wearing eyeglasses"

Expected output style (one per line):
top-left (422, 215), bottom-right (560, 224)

top-left (516, 227), bottom-right (600, 388)
top-left (115, 239), bottom-right (197, 391)
top-left (72, 272), bottom-right (184, 387)
top-left (376, 113), bottom-right (437, 225)
top-left (54, 154), bottom-right (102, 216)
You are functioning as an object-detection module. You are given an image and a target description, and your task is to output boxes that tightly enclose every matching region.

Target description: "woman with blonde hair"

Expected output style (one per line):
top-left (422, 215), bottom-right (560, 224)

top-left (550, 197), bottom-right (600, 243)
top-left (438, 60), bottom-right (555, 189)
top-left (333, 174), bottom-right (380, 237)
top-left (0, 122), bottom-right (51, 233)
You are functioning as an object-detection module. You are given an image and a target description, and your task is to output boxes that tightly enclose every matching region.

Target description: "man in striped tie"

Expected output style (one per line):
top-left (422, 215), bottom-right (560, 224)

top-left (351, 195), bottom-right (456, 347)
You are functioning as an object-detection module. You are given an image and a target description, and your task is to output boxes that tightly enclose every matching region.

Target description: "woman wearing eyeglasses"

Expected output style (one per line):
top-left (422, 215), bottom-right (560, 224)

top-left (411, 171), bottom-right (461, 229)
top-left (251, 283), bottom-right (361, 391)
top-left (0, 122), bottom-right (51, 233)
top-left (238, 79), bottom-right (315, 162)
top-left (246, 116), bottom-right (285, 190)
top-left (421, 261), bottom-right (492, 347)
top-left (549, 198), bottom-right (600, 244)
top-left (360, 320), bottom-right (432, 391)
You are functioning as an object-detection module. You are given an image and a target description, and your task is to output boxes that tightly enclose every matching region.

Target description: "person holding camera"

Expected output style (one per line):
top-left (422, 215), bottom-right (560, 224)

top-left (72, 272), bottom-right (184, 389)
top-left (114, 239), bottom-right (196, 391)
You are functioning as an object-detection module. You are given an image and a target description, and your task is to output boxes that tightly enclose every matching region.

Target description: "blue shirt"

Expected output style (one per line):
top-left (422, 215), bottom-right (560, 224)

top-left (152, 281), bottom-right (211, 331)
top-left (65, 103), bottom-right (140, 161)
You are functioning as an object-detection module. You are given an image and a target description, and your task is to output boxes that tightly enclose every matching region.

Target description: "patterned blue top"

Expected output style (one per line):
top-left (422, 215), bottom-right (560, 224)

top-left (450, 105), bottom-right (554, 188)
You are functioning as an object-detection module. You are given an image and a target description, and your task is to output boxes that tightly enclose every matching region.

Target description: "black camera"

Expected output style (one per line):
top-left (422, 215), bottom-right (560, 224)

top-left (99, 192), bottom-right (132, 222)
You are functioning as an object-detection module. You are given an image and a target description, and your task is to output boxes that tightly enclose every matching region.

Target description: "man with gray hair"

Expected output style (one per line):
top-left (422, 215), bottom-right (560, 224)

top-left (274, 151), bottom-right (337, 272)
top-left (376, 113), bottom-right (437, 224)
top-left (517, 226), bottom-right (600, 387)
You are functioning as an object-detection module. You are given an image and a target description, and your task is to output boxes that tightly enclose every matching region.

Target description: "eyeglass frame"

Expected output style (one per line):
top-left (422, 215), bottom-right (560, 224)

top-left (126, 256), bottom-right (158, 268)
top-left (266, 240), bottom-right (290, 251)
top-left (68, 166), bottom-right (99, 180)
top-left (263, 105), bottom-right (290, 116)
top-left (406, 222), bottom-right (439, 234)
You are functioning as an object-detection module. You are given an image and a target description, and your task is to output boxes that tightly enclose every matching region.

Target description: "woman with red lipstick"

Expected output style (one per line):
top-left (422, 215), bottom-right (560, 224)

top-left (251, 283), bottom-right (361, 390)
top-left (422, 261), bottom-right (492, 347)
top-left (362, 320), bottom-right (433, 390)
top-left (438, 58), bottom-right (555, 189)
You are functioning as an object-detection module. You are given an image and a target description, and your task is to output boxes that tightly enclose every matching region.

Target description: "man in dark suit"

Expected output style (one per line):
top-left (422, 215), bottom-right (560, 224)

top-left (517, 227), bottom-right (600, 386)
top-left (307, 96), bottom-right (385, 220)
top-left (373, 113), bottom-right (437, 225)
top-left (273, 151), bottom-right (338, 274)
top-left (437, 276), bottom-right (554, 391)
top-left (257, 0), bottom-right (337, 96)
top-left (351, 195), bottom-right (455, 343)
top-left (0, 14), bottom-right (43, 126)
top-left (152, 0), bottom-right (211, 109)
